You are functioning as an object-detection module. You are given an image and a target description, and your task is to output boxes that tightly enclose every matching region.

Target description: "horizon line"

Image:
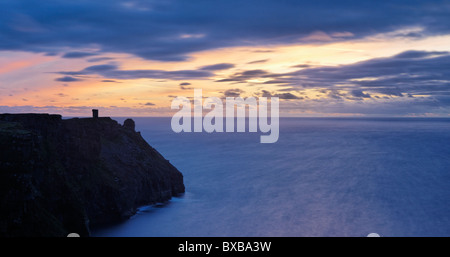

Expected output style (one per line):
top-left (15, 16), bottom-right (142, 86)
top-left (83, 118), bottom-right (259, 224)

top-left (3, 113), bottom-right (449, 119)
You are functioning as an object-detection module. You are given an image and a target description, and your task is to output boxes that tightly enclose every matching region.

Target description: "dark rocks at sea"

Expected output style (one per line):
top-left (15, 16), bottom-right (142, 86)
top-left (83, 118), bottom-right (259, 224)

top-left (0, 113), bottom-right (185, 237)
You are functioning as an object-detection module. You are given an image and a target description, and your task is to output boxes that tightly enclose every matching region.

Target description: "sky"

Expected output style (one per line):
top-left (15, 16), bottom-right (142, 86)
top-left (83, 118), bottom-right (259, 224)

top-left (1, 0), bottom-right (450, 117)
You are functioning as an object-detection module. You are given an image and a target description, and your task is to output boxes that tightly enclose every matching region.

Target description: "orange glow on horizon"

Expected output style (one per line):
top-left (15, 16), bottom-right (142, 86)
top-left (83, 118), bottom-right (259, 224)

top-left (1, 30), bottom-right (450, 116)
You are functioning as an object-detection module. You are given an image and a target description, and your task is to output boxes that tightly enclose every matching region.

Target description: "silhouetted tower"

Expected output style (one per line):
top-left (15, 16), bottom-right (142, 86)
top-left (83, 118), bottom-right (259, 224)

top-left (92, 109), bottom-right (99, 118)
top-left (123, 118), bottom-right (135, 131)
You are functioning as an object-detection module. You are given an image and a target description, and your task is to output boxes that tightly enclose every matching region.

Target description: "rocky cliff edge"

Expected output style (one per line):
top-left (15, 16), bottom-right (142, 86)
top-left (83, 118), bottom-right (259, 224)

top-left (0, 114), bottom-right (185, 237)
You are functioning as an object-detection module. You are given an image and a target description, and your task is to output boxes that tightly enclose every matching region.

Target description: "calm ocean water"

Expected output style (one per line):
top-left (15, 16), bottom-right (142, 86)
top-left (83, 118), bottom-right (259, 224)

top-left (92, 118), bottom-right (450, 237)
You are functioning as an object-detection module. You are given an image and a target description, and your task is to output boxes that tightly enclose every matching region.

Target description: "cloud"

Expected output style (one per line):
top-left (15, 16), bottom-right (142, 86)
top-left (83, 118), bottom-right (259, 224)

top-left (276, 93), bottom-right (303, 100)
top-left (351, 90), bottom-right (371, 98)
top-left (223, 88), bottom-right (245, 97)
top-left (179, 82), bottom-right (193, 90)
top-left (260, 90), bottom-right (303, 100)
top-left (58, 64), bottom-right (213, 81)
top-left (211, 50), bottom-right (450, 113)
top-left (287, 50), bottom-right (450, 99)
top-left (62, 51), bottom-right (98, 58)
top-left (291, 64), bottom-right (311, 68)
top-left (252, 50), bottom-right (274, 53)
top-left (44, 52), bottom-right (59, 56)
top-left (83, 64), bottom-right (119, 72)
top-left (87, 57), bottom-right (114, 62)
top-left (263, 80), bottom-right (291, 84)
top-left (199, 63), bottom-right (235, 71)
top-left (103, 70), bottom-right (212, 80)
top-left (55, 76), bottom-right (82, 82)
top-left (327, 90), bottom-right (346, 100)
top-left (331, 31), bottom-right (354, 38)
top-left (375, 88), bottom-right (404, 97)
top-left (247, 59), bottom-right (269, 64)
top-left (301, 31), bottom-right (355, 42)
top-left (393, 50), bottom-right (449, 59)
top-left (216, 69), bottom-right (270, 82)
top-left (1, 1), bottom-right (449, 61)
top-left (301, 31), bottom-right (334, 42)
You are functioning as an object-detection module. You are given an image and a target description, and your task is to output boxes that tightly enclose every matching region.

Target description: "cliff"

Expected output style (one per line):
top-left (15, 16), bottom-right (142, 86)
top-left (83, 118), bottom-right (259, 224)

top-left (0, 114), bottom-right (185, 237)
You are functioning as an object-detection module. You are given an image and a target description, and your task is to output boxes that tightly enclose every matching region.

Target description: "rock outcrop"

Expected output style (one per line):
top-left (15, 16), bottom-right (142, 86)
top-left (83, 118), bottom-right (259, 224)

top-left (0, 114), bottom-right (185, 237)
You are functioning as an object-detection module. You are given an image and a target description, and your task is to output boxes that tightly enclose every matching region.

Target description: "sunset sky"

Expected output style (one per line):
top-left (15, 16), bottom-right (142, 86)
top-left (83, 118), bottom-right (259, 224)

top-left (1, 0), bottom-right (450, 117)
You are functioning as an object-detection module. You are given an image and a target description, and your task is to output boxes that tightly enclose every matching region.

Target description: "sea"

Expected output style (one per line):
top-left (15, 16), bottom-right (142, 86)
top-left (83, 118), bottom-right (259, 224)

top-left (91, 117), bottom-right (450, 237)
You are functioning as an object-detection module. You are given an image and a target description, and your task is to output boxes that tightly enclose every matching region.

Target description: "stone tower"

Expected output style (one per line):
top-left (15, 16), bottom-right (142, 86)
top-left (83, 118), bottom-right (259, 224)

top-left (92, 109), bottom-right (99, 118)
top-left (123, 118), bottom-right (135, 131)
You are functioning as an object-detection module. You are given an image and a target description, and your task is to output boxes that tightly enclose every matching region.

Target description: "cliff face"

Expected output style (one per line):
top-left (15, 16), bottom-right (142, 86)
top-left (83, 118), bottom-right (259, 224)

top-left (0, 114), bottom-right (185, 237)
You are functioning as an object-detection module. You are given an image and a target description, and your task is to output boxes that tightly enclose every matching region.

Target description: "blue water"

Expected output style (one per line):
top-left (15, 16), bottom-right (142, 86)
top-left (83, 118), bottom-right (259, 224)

top-left (92, 118), bottom-right (450, 237)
